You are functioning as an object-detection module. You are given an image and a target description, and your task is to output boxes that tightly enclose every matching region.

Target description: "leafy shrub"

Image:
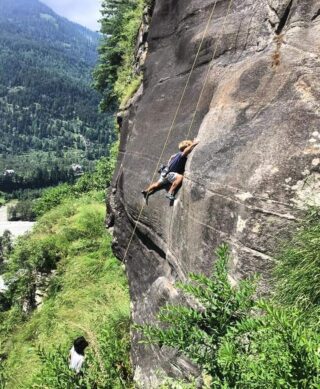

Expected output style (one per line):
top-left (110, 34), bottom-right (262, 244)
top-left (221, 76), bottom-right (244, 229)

top-left (218, 301), bottom-right (320, 388)
top-left (73, 141), bottom-right (119, 195)
top-left (33, 183), bottom-right (73, 217)
top-left (0, 360), bottom-right (6, 389)
top-left (33, 346), bottom-right (81, 389)
top-left (274, 208), bottom-right (320, 314)
top-left (3, 235), bottom-right (65, 312)
top-left (138, 245), bottom-right (320, 388)
top-left (0, 230), bottom-right (12, 263)
top-left (139, 245), bottom-right (255, 380)
top-left (33, 141), bottom-right (119, 217)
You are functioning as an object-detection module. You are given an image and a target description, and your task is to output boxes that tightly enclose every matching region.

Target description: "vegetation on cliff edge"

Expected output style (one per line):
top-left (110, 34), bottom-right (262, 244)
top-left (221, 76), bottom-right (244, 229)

top-left (94, 0), bottom-right (153, 109)
top-left (139, 213), bottom-right (320, 388)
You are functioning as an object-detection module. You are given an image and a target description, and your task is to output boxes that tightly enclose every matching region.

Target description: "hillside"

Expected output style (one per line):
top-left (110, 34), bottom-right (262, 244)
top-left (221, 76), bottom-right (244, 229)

top-left (0, 0), bottom-right (114, 191)
top-left (0, 192), bottom-right (132, 388)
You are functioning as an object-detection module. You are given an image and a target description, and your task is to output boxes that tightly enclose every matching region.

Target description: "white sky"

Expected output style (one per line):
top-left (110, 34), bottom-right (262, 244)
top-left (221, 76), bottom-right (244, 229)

top-left (41, 0), bottom-right (102, 31)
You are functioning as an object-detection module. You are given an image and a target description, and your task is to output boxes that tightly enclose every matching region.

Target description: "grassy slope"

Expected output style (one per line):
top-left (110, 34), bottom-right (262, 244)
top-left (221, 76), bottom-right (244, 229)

top-left (1, 192), bottom-right (130, 388)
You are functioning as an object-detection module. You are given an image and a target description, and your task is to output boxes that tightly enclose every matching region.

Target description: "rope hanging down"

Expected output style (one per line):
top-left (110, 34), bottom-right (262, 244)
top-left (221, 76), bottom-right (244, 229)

top-left (122, 0), bottom-right (234, 265)
top-left (114, 0), bottom-right (218, 187)
top-left (186, 0), bottom-right (234, 139)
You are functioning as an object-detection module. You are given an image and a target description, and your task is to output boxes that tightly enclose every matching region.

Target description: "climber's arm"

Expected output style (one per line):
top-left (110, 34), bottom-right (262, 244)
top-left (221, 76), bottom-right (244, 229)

top-left (182, 139), bottom-right (199, 157)
top-left (168, 154), bottom-right (176, 165)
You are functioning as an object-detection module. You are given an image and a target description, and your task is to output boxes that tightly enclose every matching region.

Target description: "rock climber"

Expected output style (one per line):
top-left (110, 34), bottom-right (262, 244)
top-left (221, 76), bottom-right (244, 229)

top-left (142, 139), bottom-right (199, 202)
top-left (69, 336), bottom-right (89, 374)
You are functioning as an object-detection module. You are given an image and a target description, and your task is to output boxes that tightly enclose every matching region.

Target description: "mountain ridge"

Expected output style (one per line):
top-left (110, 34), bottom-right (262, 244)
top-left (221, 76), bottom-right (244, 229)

top-left (0, 0), bottom-right (113, 191)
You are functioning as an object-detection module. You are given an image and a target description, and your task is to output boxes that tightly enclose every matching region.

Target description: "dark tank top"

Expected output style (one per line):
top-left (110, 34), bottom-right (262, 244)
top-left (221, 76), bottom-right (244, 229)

top-left (168, 152), bottom-right (187, 174)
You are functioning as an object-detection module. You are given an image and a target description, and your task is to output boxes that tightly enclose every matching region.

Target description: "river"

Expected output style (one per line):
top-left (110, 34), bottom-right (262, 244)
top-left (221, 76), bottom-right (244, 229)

top-left (0, 205), bottom-right (35, 291)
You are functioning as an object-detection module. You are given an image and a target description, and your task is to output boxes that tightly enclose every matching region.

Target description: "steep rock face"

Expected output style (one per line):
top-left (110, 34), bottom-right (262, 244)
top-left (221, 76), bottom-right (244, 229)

top-left (109, 0), bottom-right (320, 386)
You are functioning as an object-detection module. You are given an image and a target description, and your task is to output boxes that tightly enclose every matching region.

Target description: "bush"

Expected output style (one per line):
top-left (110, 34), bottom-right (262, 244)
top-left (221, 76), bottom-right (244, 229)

top-left (138, 245), bottom-right (320, 388)
top-left (0, 360), bottom-right (6, 389)
top-left (7, 200), bottom-right (36, 221)
top-left (218, 301), bottom-right (320, 388)
top-left (73, 140), bottom-right (119, 195)
top-left (33, 346), bottom-right (81, 389)
top-left (0, 230), bottom-right (12, 263)
top-left (274, 208), bottom-right (320, 314)
top-left (33, 141), bottom-right (119, 217)
top-left (138, 245), bottom-right (256, 382)
top-left (33, 183), bottom-right (73, 217)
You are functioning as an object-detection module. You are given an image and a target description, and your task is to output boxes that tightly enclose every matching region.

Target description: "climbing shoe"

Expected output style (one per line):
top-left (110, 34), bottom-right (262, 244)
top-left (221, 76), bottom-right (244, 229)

top-left (142, 190), bottom-right (150, 203)
top-left (165, 193), bottom-right (175, 201)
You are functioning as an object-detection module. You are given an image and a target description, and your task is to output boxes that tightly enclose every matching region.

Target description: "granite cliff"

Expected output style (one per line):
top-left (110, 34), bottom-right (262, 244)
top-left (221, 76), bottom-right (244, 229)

top-left (108, 0), bottom-right (320, 386)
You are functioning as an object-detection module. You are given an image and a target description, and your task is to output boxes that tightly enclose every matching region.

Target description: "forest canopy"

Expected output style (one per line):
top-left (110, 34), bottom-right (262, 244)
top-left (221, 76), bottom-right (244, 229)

top-left (0, 0), bottom-right (115, 192)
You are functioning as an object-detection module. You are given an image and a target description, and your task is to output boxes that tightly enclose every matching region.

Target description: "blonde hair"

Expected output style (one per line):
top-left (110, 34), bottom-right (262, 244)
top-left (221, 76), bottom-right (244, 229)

top-left (178, 140), bottom-right (192, 151)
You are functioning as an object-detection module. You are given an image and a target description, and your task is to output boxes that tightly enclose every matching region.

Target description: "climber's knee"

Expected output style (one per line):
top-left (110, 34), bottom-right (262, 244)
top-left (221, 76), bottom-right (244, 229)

top-left (174, 174), bottom-right (183, 184)
top-left (169, 174), bottom-right (183, 192)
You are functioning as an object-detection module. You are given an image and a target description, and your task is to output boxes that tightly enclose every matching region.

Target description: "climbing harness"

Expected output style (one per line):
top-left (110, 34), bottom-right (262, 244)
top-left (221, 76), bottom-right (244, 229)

top-left (158, 164), bottom-right (169, 177)
top-left (121, 0), bottom-right (234, 265)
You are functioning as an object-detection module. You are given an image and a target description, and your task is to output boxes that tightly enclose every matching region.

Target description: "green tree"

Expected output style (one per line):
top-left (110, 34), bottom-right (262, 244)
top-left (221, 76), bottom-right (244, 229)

top-left (94, 0), bottom-right (149, 109)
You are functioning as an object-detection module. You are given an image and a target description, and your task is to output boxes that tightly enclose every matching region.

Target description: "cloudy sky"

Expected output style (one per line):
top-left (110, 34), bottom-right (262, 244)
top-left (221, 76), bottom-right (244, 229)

top-left (41, 0), bottom-right (102, 31)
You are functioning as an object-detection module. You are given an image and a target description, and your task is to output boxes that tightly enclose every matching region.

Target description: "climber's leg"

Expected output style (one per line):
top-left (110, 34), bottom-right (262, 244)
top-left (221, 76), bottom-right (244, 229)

top-left (144, 181), bottom-right (162, 193)
top-left (166, 174), bottom-right (183, 200)
top-left (142, 181), bottom-right (163, 203)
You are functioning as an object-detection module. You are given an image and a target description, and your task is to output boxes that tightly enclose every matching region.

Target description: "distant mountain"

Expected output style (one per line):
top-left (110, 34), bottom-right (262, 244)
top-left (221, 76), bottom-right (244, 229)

top-left (0, 0), bottom-right (114, 191)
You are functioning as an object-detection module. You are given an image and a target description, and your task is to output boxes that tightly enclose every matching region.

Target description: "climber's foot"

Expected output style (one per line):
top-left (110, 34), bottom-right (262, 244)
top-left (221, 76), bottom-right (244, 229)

top-left (142, 190), bottom-right (150, 204)
top-left (165, 193), bottom-right (175, 201)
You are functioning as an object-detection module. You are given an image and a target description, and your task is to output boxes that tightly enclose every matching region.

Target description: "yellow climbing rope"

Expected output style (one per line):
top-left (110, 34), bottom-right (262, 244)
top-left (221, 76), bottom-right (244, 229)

top-left (120, 0), bottom-right (235, 265)
top-left (186, 0), bottom-right (234, 139)
top-left (114, 0), bottom-right (218, 186)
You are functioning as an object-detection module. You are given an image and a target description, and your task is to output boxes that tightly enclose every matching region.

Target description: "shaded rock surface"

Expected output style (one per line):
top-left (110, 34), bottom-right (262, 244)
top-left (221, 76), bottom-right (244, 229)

top-left (108, 0), bottom-right (320, 386)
